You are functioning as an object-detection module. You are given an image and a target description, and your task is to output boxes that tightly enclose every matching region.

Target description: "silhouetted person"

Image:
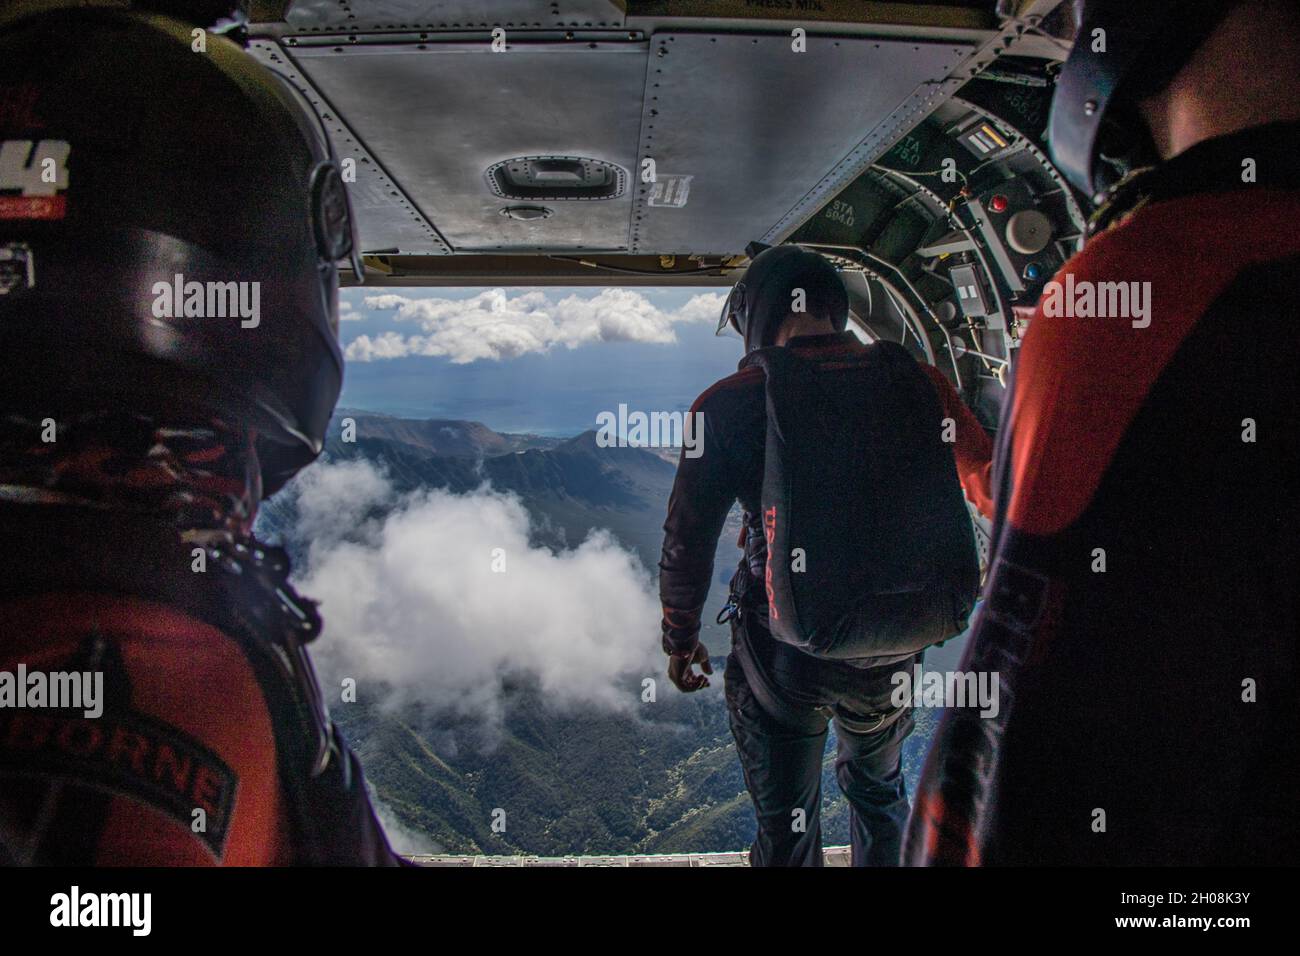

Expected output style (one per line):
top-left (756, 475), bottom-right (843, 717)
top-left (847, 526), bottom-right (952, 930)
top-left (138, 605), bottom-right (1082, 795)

top-left (0, 4), bottom-right (397, 864)
top-left (660, 246), bottom-right (993, 866)
top-left (907, 0), bottom-right (1300, 865)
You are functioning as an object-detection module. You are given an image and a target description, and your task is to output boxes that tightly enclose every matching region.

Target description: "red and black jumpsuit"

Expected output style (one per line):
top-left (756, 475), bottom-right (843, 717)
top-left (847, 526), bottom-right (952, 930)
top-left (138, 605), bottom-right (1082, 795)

top-left (906, 121), bottom-right (1300, 865)
top-left (660, 331), bottom-right (993, 866)
top-left (0, 510), bottom-right (400, 866)
top-left (0, 424), bottom-right (399, 867)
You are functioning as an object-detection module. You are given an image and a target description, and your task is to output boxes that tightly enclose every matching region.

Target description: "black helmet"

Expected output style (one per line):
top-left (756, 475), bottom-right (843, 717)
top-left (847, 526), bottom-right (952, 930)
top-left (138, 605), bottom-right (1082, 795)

top-left (0, 3), bottom-right (361, 496)
top-left (1048, 0), bottom-right (1232, 197)
top-left (716, 244), bottom-right (848, 353)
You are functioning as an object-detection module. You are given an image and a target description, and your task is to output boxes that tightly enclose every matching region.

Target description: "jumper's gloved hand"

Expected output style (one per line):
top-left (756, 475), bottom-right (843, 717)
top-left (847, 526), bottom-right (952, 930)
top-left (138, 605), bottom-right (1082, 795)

top-left (667, 642), bottom-right (713, 693)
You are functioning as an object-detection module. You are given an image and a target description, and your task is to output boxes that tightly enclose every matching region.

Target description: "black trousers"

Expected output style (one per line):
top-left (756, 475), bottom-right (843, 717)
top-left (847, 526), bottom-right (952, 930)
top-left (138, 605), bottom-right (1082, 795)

top-left (725, 615), bottom-right (916, 867)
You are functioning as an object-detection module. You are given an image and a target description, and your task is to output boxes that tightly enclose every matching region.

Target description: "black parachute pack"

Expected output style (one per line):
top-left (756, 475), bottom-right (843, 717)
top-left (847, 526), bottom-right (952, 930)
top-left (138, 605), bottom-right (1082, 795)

top-left (741, 340), bottom-right (979, 664)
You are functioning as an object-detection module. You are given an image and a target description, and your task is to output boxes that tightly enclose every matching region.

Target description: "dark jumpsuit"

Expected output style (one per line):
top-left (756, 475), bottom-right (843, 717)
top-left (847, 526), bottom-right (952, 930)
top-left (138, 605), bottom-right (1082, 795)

top-left (660, 331), bottom-right (993, 866)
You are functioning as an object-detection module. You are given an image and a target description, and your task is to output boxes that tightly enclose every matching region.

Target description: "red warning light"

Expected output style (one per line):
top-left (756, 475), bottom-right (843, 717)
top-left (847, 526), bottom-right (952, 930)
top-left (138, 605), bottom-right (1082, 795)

top-left (990, 194), bottom-right (1009, 213)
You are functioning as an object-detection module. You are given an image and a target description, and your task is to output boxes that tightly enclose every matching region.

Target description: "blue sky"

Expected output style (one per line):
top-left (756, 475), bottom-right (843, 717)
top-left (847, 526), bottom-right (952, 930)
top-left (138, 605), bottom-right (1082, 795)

top-left (337, 285), bottom-right (741, 436)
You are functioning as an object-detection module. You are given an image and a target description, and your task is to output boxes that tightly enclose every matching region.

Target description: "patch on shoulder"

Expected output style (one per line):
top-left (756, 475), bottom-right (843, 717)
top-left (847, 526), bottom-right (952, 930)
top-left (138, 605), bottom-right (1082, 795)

top-left (0, 709), bottom-right (238, 860)
top-left (0, 633), bottom-right (238, 861)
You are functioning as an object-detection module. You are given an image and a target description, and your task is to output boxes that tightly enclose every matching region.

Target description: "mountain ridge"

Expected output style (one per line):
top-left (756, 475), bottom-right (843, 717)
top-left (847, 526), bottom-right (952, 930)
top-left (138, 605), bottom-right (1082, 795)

top-left (260, 410), bottom-right (940, 856)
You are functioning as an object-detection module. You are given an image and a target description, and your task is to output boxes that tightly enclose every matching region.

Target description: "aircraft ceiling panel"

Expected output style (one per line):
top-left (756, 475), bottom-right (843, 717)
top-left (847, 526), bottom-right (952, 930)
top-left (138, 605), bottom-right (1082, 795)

top-left (283, 1), bottom-right (627, 32)
top-left (291, 39), bottom-right (649, 253)
top-left (630, 32), bottom-right (970, 255)
top-left (248, 39), bottom-right (453, 255)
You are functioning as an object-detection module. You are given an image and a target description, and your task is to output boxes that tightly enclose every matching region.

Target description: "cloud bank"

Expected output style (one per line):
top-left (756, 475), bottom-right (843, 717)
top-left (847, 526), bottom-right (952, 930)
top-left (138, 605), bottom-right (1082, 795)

top-left (283, 459), bottom-right (662, 725)
top-left (344, 288), bottom-right (725, 364)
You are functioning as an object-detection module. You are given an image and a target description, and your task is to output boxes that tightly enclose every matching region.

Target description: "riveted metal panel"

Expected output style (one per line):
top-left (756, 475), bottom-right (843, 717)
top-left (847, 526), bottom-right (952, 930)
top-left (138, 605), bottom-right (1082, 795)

top-left (248, 39), bottom-right (453, 255)
top-left (631, 32), bottom-right (970, 255)
top-left (292, 38), bottom-right (649, 252)
top-left (282, 1), bottom-right (627, 32)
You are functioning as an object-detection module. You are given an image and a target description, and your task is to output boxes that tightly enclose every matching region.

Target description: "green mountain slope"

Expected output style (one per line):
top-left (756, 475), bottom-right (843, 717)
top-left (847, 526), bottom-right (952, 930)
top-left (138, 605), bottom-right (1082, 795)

top-left (261, 412), bottom-right (944, 856)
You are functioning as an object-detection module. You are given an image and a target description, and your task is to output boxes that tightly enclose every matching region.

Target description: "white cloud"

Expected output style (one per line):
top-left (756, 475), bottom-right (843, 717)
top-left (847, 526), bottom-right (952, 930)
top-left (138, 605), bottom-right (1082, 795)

top-left (285, 460), bottom-right (662, 726)
top-left (339, 299), bottom-right (364, 322)
top-left (291, 457), bottom-right (395, 545)
top-left (344, 288), bottom-right (725, 364)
